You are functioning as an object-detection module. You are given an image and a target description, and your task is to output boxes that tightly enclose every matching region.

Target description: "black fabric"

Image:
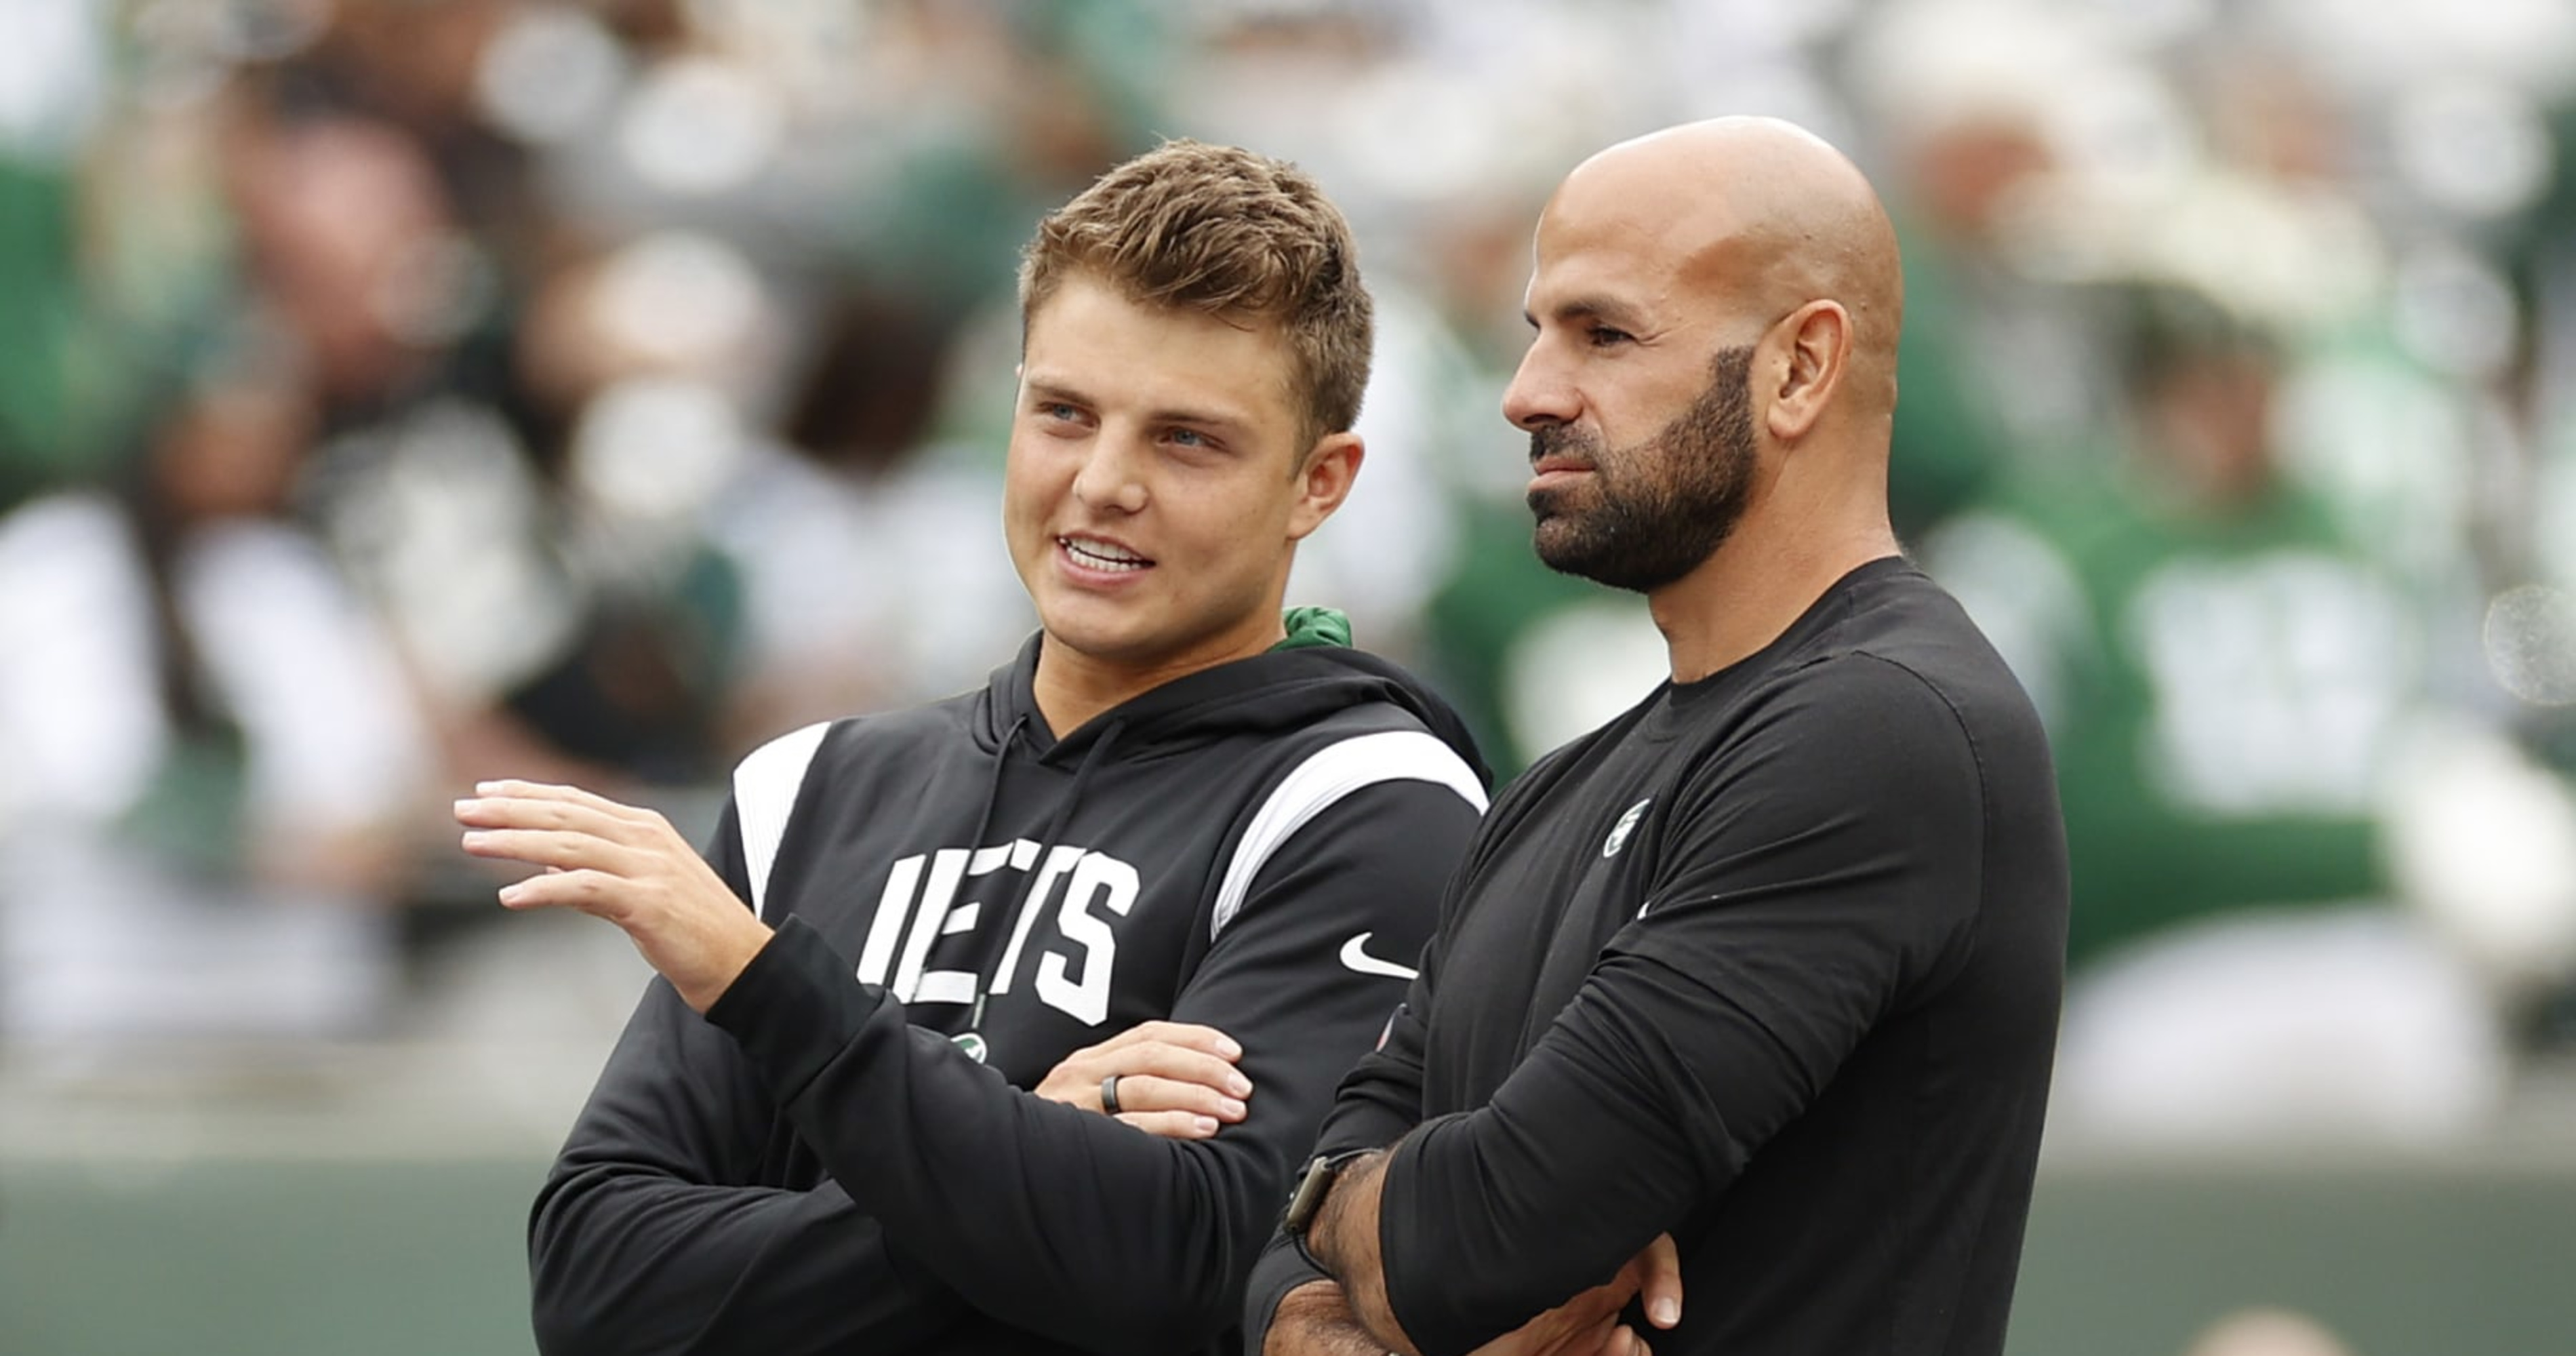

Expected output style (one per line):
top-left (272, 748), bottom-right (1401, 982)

top-left (1247, 557), bottom-right (2069, 1356)
top-left (531, 635), bottom-right (1487, 1355)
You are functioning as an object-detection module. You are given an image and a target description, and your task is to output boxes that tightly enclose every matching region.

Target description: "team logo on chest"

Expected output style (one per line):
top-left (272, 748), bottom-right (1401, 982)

top-left (1603, 798), bottom-right (1652, 859)
top-left (857, 839), bottom-right (1142, 1029)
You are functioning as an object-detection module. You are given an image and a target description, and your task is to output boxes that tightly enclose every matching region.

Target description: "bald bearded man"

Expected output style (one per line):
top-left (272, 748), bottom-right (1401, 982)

top-left (1247, 118), bottom-right (2069, 1356)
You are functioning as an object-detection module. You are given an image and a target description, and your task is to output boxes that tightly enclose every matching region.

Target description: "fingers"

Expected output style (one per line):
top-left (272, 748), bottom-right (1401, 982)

top-left (1636, 1233), bottom-right (1683, 1330)
top-left (1098, 1073), bottom-right (1247, 1125)
top-left (1034, 1020), bottom-right (1251, 1121)
top-left (458, 825), bottom-right (628, 873)
top-left (1089, 1020), bottom-right (1245, 1061)
top-left (1110, 1040), bottom-right (1252, 1099)
top-left (455, 780), bottom-right (742, 936)
top-left (1567, 1324), bottom-right (1649, 1356)
top-left (1114, 1109), bottom-right (1226, 1140)
top-left (470, 778), bottom-right (649, 820)
top-left (456, 781), bottom-right (684, 875)
top-left (454, 780), bottom-right (678, 848)
top-left (490, 867), bottom-right (616, 913)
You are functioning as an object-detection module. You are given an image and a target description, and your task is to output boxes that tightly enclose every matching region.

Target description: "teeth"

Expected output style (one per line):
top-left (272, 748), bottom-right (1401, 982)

top-left (1063, 537), bottom-right (1148, 570)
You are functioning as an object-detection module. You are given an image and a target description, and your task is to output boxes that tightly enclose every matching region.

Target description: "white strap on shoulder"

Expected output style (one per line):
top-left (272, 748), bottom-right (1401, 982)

top-left (733, 721), bottom-right (832, 920)
top-left (1211, 730), bottom-right (1487, 940)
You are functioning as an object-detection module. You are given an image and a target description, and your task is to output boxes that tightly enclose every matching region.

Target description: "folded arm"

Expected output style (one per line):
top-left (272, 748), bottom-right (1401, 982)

top-left (1296, 661), bottom-right (1984, 1355)
top-left (530, 975), bottom-right (972, 1355)
top-left (468, 776), bottom-right (1476, 1354)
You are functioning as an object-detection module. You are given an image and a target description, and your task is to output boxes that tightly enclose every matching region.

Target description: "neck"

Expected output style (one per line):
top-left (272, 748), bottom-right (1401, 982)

top-left (1647, 466), bottom-right (1899, 684)
top-left (1030, 620), bottom-right (1286, 736)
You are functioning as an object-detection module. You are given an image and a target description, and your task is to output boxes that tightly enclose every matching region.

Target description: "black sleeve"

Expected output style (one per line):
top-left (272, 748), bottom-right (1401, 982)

top-left (1375, 657), bottom-right (1986, 1355)
top-left (528, 805), bottom-right (969, 1356)
top-left (1239, 866), bottom-right (1455, 1351)
top-left (530, 984), bottom-right (969, 1355)
top-left (705, 778), bottom-right (1478, 1355)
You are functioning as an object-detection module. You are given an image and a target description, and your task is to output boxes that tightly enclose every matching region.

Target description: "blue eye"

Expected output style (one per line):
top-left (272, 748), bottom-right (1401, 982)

top-left (1169, 427), bottom-right (1206, 447)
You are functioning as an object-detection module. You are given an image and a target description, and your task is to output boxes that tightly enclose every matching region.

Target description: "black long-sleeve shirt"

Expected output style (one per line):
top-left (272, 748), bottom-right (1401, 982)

top-left (534, 637), bottom-right (1487, 1355)
top-left (1249, 559), bottom-right (2068, 1356)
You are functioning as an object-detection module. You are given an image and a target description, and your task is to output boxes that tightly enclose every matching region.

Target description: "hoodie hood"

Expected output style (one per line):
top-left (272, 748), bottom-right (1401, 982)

top-left (973, 628), bottom-right (1491, 792)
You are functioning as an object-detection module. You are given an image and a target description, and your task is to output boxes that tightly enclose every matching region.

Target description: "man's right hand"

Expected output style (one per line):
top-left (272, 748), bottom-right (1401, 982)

top-left (1036, 1020), bottom-right (1251, 1140)
top-left (1465, 1233), bottom-right (1683, 1356)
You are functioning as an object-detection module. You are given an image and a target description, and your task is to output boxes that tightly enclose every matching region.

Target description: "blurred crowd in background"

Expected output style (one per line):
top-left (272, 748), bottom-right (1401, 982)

top-left (7, 0), bottom-right (2576, 1160)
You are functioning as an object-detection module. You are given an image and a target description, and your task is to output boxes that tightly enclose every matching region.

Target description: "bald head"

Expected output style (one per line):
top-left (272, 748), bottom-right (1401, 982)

top-left (1505, 117), bottom-right (1908, 664)
top-left (1544, 117), bottom-right (1905, 416)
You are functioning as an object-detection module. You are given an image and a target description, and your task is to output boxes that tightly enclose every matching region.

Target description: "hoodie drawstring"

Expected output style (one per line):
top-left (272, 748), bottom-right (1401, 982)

top-left (963, 711), bottom-right (1028, 862)
top-left (955, 717), bottom-right (1124, 1052)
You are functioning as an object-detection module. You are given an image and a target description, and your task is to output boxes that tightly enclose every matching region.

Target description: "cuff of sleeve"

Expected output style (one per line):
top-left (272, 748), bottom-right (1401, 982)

top-left (1380, 1115), bottom-right (1487, 1356)
top-left (1243, 1229), bottom-right (1333, 1356)
top-left (704, 915), bottom-right (885, 1102)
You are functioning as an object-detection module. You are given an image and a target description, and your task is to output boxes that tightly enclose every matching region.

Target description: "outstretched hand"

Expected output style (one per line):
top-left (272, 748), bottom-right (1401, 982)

top-left (1037, 1020), bottom-right (1253, 1140)
top-left (456, 780), bottom-right (773, 1012)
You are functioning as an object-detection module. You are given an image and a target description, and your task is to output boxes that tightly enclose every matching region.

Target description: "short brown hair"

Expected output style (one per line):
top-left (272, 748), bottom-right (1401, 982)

top-left (1019, 139), bottom-right (1373, 445)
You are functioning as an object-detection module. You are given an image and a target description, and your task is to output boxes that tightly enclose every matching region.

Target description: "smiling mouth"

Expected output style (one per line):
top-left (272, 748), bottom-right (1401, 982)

top-left (1060, 536), bottom-right (1154, 572)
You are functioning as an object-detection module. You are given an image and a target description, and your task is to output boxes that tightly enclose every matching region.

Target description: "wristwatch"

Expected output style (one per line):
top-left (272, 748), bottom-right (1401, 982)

top-left (1283, 1149), bottom-right (1375, 1241)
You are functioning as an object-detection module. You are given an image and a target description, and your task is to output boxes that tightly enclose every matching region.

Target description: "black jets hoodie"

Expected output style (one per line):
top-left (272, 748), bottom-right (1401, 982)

top-left (529, 630), bottom-right (1488, 1355)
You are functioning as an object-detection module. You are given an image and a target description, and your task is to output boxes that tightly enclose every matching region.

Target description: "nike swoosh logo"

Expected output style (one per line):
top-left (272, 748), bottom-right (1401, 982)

top-left (1339, 932), bottom-right (1418, 980)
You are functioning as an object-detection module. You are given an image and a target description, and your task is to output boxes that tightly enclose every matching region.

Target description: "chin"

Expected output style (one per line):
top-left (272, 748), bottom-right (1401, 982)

top-left (1038, 610), bottom-right (1125, 654)
top-left (1530, 517), bottom-right (1588, 566)
top-left (1037, 603), bottom-right (1153, 662)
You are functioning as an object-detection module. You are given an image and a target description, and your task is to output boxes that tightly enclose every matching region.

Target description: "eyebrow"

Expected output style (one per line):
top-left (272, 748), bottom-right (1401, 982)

top-left (1525, 294), bottom-right (1650, 331)
top-left (1022, 378), bottom-right (1255, 436)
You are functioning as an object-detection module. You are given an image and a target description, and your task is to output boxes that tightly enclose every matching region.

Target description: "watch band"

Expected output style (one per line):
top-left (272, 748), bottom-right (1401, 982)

top-left (1283, 1147), bottom-right (1375, 1240)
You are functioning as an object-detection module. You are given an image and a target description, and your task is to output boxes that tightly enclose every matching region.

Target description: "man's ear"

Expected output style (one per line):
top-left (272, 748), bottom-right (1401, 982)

top-left (1287, 433), bottom-right (1364, 542)
top-left (1762, 300), bottom-right (1852, 443)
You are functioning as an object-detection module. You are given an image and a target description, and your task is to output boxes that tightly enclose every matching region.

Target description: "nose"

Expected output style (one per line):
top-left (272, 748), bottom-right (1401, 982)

top-left (1502, 339), bottom-right (1579, 431)
top-left (1070, 430), bottom-right (1150, 515)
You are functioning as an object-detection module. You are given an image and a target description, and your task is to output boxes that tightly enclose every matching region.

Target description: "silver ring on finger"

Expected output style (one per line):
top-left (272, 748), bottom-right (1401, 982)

top-left (1100, 1073), bottom-right (1123, 1116)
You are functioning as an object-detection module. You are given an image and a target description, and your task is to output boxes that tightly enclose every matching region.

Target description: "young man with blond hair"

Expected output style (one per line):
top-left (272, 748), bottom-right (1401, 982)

top-left (458, 140), bottom-right (1485, 1356)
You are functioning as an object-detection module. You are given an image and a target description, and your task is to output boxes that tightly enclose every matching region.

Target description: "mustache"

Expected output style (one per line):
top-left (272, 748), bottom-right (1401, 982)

top-left (1528, 424), bottom-right (1602, 468)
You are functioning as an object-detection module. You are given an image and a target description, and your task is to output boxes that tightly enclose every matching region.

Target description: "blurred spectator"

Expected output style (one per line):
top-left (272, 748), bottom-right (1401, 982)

top-left (0, 359), bottom-right (432, 1055)
top-left (218, 81), bottom-right (747, 797)
top-left (0, 151), bottom-right (117, 506)
top-left (701, 287), bottom-right (1030, 745)
top-left (1848, 0), bottom-right (2135, 536)
top-left (1933, 288), bottom-right (2407, 967)
top-left (0, 0), bottom-right (167, 510)
top-left (1927, 284), bottom-right (2572, 1146)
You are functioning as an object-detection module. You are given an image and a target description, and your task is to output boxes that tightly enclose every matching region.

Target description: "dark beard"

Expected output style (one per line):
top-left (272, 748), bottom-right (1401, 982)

top-left (1527, 345), bottom-right (1756, 592)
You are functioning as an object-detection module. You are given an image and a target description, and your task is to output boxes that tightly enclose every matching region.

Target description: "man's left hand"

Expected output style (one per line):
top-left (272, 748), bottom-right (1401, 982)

top-left (456, 779), bottom-right (771, 1012)
top-left (1464, 1233), bottom-right (1681, 1356)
